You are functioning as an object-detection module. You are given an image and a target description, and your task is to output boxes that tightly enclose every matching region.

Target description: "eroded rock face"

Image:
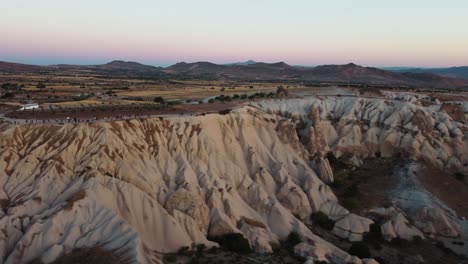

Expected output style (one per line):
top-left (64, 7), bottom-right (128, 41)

top-left (257, 96), bottom-right (468, 241)
top-left (370, 206), bottom-right (424, 241)
top-left (333, 214), bottom-right (374, 242)
top-left (0, 96), bottom-right (466, 263)
top-left (257, 97), bottom-right (468, 173)
top-left (0, 108), bottom-right (352, 264)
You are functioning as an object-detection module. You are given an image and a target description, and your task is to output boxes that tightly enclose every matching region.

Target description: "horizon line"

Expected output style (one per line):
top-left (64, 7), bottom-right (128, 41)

top-left (1, 58), bottom-right (466, 69)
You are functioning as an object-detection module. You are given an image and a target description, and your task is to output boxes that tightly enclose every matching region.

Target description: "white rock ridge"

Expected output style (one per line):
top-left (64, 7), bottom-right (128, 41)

top-left (256, 96), bottom-right (468, 173)
top-left (0, 107), bottom-right (351, 263)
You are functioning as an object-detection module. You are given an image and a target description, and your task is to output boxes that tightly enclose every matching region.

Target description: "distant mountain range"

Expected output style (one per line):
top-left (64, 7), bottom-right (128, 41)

top-left (166, 61), bottom-right (468, 89)
top-left (1, 60), bottom-right (468, 89)
top-left (224, 60), bottom-right (258, 66)
top-left (385, 66), bottom-right (468, 80)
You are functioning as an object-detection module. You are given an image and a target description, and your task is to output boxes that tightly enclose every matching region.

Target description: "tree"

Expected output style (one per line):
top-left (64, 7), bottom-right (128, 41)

top-left (0, 92), bottom-right (14, 99)
top-left (311, 212), bottom-right (335, 230)
top-left (209, 233), bottom-right (251, 254)
top-left (36, 82), bottom-right (46, 89)
top-left (153, 96), bottom-right (165, 103)
top-left (286, 231), bottom-right (303, 247)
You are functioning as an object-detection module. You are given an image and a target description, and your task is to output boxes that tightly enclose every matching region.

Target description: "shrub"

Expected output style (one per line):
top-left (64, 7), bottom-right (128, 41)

top-left (177, 246), bottom-right (190, 255)
top-left (286, 231), bottom-right (303, 247)
top-left (195, 243), bottom-right (206, 256)
top-left (455, 173), bottom-right (466, 182)
top-left (209, 233), bottom-right (251, 254)
top-left (363, 223), bottom-right (383, 250)
top-left (310, 212), bottom-right (334, 230)
top-left (412, 235), bottom-right (423, 245)
top-left (364, 223), bottom-right (383, 242)
top-left (269, 240), bottom-right (281, 252)
top-left (341, 196), bottom-right (359, 210)
top-left (326, 151), bottom-right (337, 163)
top-left (0, 92), bottom-right (14, 99)
top-left (349, 242), bottom-right (371, 258)
top-left (164, 255), bottom-right (177, 263)
top-left (154, 96), bottom-right (165, 103)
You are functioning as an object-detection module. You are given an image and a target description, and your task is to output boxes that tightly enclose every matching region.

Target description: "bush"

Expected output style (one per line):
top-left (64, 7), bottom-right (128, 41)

top-left (364, 223), bottom-right (383, 242)
top-left (195, 243), bottom-right (206, 256)
top-left (209, 233), bottom-right (251, 254)
top-left (363, 224), bottom-right (383, 250)
top-left (455, 173), bottom-right (466, 182)
top-left (326, 151), bottom-right (338, 164)
top-left (269, 240), bottom-right (281, 252)
top-left (0, 92), bottom-right (14, 99)
top-left (412, 235), bottom-right (423, 245)
top-left (310, 212), bottom-right (334, 230)
top-left (341, 196), bottom-right (359, 210)
top-left (177, 246), bottom-right (190, 255)
top-left (164, 255), bottom-right (177, 263)
top-left (349, 242), bottom-right (371, 258)
top-left (154, 96), bottom-right (165, 103)
top-left (286, 231), bottom-right (303, 247)
top-left (1, 83), bottom-right (19, 90)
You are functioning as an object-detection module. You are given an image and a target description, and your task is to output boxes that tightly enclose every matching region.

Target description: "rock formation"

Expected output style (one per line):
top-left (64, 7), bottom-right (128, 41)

top-left (0, 95), bottom-right (467, 263)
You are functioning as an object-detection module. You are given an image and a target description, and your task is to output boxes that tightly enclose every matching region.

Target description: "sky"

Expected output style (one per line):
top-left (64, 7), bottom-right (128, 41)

top-left (1, 0), bottom-right (467, 67)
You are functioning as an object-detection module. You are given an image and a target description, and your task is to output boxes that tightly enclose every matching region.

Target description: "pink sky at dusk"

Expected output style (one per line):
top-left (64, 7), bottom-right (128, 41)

top-left (1, 0), bottom-right (467, 67)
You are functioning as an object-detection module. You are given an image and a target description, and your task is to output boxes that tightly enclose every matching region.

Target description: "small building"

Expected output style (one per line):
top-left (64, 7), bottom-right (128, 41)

top-left (19, 103), bottom-right (39, 111)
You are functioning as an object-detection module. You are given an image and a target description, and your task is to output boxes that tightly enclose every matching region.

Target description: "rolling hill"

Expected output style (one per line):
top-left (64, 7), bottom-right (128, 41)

top-left (1, 60), bottom-right (468, 89)
top-left (390, 66), bottom-right (468, 80)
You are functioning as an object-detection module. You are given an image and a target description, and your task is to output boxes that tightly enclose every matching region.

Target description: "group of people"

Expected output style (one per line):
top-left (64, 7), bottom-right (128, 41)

top-left (9, 114), bottom-right (155, 125)
top-left (6, 111), bottom-right (201, 126)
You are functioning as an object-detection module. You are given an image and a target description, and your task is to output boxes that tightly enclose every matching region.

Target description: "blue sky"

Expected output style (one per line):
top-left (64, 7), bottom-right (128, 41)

top-left (1, 0), bottom-right (467, 67)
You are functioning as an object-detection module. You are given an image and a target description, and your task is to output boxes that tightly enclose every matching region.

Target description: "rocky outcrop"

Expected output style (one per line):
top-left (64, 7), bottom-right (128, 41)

top-left (370, 206), bottom-right (424, 241)
top-left (333, 214), bottom-right (374, 242)
top-left (0, 108), bottom-right (353, 264)
top-left (257, 97), bottom-right (468, 173)
top-left (295, 242), bottom-right (381, 264)
top-left (1, 96), bottom-right (467, 263)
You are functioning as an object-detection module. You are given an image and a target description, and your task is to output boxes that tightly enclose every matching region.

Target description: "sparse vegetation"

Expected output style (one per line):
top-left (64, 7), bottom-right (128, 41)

top-left (285, 231), bottom-right (303, 249)
top-left (177, 246), bottom-right (190, 256)
top-left (349, 242), bottom-right (371, 258)
top-left (209, 233), bottom-right (252, 254)
top-left (455, 172), bottom-right (466, 182)
top-left (36, 82), bottom-right (46, 89)
top-left (363, 223), bottom-right (383, 250)
top-left (310, 211), bottom-right (335, 230)
top-left (0, 91), bottom-right (14, 99)
top-left (164, 254), bottom-right (177, 263)
top-left (153, 96), bottom-right (165, 103)
top-left (412, 235), bottom-right (423, 245)
top-left (30, 247), bottom-right (130, 264)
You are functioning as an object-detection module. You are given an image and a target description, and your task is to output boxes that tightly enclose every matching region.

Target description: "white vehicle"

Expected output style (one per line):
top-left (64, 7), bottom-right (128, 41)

top-left (19, 103), bottom-right (39, 111)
